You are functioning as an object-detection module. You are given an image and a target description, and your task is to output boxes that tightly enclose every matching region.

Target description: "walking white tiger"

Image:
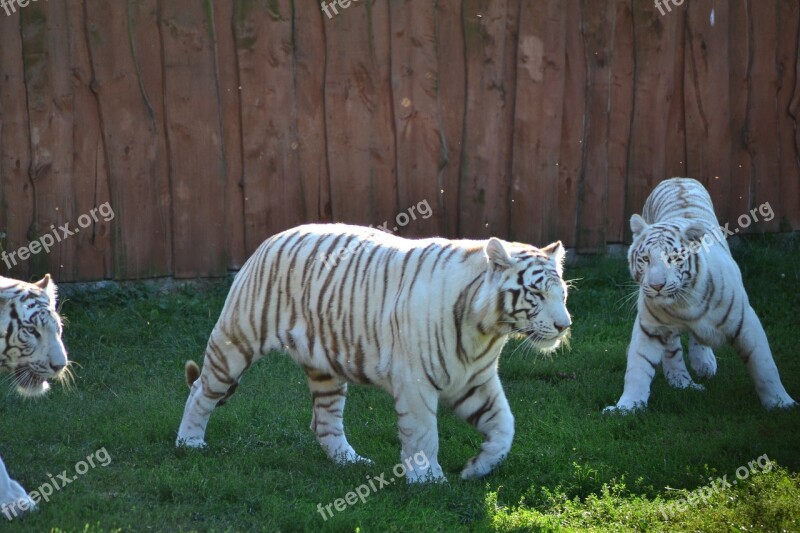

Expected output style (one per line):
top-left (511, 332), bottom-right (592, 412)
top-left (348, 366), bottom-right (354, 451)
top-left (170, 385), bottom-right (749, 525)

top-left (176, 224), bottom-right (572, 481)
top-left (604, 178), bottom-right (796, 413)
top-left (0, 275), bottom-right (68, 520)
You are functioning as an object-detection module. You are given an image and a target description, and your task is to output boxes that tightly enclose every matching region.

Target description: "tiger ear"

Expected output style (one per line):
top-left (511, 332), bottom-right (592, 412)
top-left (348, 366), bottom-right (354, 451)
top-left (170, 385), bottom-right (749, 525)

top-left (630, 214), bottom-right (648, 236)
top-left (541, 241), bottom-right (565, 276)
top-left (34, 273), bottom-right (57, 305)
top-left (485, 238), bottom-right (513, 270)
top-left (683, 222), bottom-right (706, 243)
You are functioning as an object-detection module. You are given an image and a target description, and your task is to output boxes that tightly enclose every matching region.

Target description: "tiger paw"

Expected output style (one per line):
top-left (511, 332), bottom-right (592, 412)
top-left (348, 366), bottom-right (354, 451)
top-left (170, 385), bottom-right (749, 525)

top-left (0, 487), bottom-right (36, 521)
top-left (175, 436), bottom-right (207, 449)
top-left (665, 373), bottom-right (705, 391)
top-left (762, 395), bottom-right (798, 411)
top-left (460, 457), bottom-right (500, 480)
top-left (689, 346), bottom-right (717, 378)
top-left (406, 465), bottom-right (446, 484)
top-left (667, 378), bottom-right (705, 391)
top-left (331, 449), bottom-right (373, 466)
top-left (602, 400), bottom-right (646, 414)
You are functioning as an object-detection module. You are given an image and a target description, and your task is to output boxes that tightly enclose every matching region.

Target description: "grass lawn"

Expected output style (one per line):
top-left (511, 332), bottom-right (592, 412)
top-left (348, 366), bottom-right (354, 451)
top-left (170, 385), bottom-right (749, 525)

top-left (1, 237), bottom-right (798, 532)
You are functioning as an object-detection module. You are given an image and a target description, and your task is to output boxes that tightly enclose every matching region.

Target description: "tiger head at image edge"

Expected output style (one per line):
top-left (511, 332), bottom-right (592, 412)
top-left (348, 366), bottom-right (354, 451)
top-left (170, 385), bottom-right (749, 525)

top-left (0, 274), bottom-right (69, 397)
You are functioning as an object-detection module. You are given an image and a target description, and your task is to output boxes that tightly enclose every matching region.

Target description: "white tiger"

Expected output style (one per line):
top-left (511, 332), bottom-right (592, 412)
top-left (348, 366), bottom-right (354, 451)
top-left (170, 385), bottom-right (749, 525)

top-left (0, 275), bottom-right (68, 520)
top-left (177, 224), bottom-right (572, 481)
top-left (604, 178), bottom-right (796, 413)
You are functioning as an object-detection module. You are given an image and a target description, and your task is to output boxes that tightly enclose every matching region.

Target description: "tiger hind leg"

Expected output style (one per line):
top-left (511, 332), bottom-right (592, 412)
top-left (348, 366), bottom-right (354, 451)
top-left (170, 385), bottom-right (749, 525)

top-left (688, 333), bottom-right (717, 378)
top-left (176, 328), bottom-right (255, 448)
top-left (451, 374), bottom-right (514, 480)
top-left (733, 307), bottom-right (796, 409)
top-left (306, 371), bottom-right (371, 465)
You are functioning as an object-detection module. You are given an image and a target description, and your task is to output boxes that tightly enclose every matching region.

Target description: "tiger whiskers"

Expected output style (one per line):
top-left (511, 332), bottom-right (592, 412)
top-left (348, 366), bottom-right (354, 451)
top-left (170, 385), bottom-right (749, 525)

top-left (500, 322), bottom-right (569, 359)
top-left (0, 372), bottom-right (22, 400)
top-left (615, 281), bottom-right (641, 315)
top-left (57, 361), bottom-right (77, 392)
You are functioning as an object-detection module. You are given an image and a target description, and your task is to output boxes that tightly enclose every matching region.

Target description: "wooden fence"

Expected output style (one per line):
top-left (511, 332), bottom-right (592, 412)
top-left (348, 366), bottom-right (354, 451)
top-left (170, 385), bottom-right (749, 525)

top-left (0, 0), bottom-right (798, 281)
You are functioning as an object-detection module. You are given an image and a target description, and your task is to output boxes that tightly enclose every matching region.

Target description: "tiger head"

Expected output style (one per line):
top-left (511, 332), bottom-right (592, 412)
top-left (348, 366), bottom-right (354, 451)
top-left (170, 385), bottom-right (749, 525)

top-left (0, 274), bottom-right (68, 397)
top-left (481, 238), bottom-right (572, 352)
top-left (629, 214), bottom-right (712, 303)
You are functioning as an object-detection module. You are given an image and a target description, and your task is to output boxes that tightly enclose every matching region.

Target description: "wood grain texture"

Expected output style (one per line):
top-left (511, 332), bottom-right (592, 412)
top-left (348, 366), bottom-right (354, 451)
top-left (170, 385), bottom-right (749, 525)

top-left (0, 0), bottom-right (796, 281)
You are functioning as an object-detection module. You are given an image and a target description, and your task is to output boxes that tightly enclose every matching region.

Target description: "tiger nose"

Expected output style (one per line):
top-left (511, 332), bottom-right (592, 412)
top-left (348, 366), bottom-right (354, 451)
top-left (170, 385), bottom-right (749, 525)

top-left (649, 283), bottom-right (665, 292)
top-left (49, 363), bottom-right (65, 373)
top-left (555, 321), bottom-right (571, 333)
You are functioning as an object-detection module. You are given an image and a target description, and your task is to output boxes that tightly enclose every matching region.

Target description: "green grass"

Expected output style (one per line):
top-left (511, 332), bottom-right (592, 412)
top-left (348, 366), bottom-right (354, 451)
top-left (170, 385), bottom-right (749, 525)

top-left (1, 237), bottom-right (799, 532)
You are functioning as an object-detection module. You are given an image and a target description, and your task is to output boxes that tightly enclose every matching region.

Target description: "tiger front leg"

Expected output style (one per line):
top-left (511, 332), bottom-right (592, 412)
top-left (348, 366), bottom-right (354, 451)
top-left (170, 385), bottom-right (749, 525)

top-left (733, 307), bottom-right (796, 409)
top-left (307, 373), bottom-right (371, 465)
top-left (394, 384), bottom-right (445, 483)
top-left (662, 336), bottom-right (704, 391)
top-left (450, 374), bottom-right (514, 480)
top-left (688, 333), bottom-right (717, 379)
top-left (604, 317), bottom-right (677, 413)
top-left (0, 457), bottom-right (35, 521)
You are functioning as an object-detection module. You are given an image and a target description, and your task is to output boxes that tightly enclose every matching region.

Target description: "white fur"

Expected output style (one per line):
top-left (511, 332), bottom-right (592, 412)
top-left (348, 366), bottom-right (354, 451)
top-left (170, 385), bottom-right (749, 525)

top-left (605, 178), bottom-right (796, 413)
top-left (0, 275), bottom-right (67, 520)
top-left (177, 224), bottom-right (571, 482)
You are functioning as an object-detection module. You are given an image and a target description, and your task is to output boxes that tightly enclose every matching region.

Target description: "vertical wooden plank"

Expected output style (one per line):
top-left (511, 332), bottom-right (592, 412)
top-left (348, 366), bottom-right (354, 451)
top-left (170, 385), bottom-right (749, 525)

top-left (434, 0), bottom-right (465, 238)
top-left (323, 0), bottom-right (397, 228)
top-left (0, 13), bottom-right (34, 280)
top-left (575, 0), bottom-right (616, 253)
top-left (20, 2), bottom-right (75, 279)
top-left (212, 0), bottom-right (246, 269)
top-left (292, 0), bottom-right (331, 226)
top-left (555, 0), bottom-right (585, 250)
top-left (65, 0), bottom-right (113, 281)
top-left (85, 0), bottom-right (171, 279)
top-left (663, 9), bottom-right (687, 181)
top-left (778, 0), bottom-right (800, 231)
top-left (509, 0), bottom-right (566, 245)
top-left (461, 0), bottom-right (518, 239)
top-left (727, 0), bottom-right (752, 228)
top-left (606, 0), bottom-right (634, 243)
top-left (744, 1), bottom-right (780, 233)
top-left (625, 2), bottom-right (683, 227)
top-left (128, 0), bottom-right (173, 276)
top-left (390, 0), bottom-right (445, 237)
top-left (235, 0), bottom-right (305, 252)
top-left (160, 0), bottom-right (227, 277)
top-left (684, 1), bottom-right (731, 222)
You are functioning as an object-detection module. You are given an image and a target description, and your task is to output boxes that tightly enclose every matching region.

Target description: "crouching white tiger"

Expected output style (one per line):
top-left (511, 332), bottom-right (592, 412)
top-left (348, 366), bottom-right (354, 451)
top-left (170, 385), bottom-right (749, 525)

top-left (177, 224), bottom-right (572, 482)
top-left (605, 178), bottom-right (796, 413)
top-left (0, 275), bottom-right (69, 520)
